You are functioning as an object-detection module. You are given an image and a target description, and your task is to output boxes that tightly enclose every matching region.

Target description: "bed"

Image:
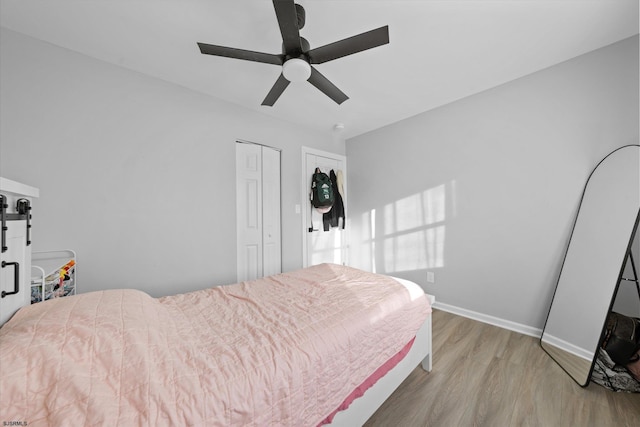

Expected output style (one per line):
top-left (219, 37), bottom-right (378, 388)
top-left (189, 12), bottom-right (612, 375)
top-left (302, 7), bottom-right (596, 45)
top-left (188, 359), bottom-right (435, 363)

top-left (0, 263), bottom-right (433, 426)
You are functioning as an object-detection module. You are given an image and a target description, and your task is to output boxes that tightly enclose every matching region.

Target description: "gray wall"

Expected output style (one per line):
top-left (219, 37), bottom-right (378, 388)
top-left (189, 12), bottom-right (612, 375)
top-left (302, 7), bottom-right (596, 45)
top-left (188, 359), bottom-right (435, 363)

top-left (346, 36), bottom-right (639, 330)
top-left (0, 29), bottom-right (344, 297)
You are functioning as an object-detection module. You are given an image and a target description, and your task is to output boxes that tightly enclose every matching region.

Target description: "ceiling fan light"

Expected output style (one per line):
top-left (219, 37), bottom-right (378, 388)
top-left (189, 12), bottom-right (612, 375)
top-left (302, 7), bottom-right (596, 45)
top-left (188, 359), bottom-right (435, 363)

top-left (282, 58), bottom-right (311, 82)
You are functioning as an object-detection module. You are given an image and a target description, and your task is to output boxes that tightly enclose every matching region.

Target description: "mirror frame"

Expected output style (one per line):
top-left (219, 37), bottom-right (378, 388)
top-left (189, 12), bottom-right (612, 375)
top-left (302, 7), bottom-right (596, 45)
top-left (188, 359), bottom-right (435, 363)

top-left (540, 144), bottom-right (640, 386)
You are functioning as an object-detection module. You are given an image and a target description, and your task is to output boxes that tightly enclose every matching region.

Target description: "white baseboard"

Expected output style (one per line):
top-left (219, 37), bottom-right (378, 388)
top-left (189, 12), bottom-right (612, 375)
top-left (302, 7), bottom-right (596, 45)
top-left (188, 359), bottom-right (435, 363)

top-left (432, 301), bottom-right (543, 338)
top-left (540, 332), bottom-right (593, 361)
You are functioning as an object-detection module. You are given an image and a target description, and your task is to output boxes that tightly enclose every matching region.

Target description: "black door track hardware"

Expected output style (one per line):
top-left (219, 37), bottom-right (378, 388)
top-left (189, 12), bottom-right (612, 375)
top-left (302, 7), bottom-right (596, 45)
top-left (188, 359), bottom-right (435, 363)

top-left (0, 195), bottom-right (7, 253)
top-left (0, 194), bottom-right (33, 252)
top-left (17, 198), bottom-right (32, 246)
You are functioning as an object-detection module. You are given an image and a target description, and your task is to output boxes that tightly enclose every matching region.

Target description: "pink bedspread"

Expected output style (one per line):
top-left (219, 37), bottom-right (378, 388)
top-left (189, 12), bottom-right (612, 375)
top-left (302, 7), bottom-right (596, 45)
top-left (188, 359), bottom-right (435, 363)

top-left (0, 263), bottom-right (431, 426)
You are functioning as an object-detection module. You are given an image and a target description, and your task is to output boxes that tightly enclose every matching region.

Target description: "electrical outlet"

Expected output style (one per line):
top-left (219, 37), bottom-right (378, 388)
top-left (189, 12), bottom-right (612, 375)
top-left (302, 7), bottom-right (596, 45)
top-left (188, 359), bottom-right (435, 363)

top-left (427, 272), bottom-right (435, 283)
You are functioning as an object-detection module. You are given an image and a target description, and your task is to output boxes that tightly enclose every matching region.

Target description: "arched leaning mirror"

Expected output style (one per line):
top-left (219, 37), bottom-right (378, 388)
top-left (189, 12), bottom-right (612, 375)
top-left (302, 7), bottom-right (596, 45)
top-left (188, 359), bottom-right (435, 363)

top-left (541, 145), bottom-right (640, 386)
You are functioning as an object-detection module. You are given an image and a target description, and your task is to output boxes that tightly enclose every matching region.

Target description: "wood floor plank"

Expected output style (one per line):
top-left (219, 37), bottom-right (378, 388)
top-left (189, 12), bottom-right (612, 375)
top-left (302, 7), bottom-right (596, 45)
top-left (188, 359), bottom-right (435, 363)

top-left (457, 356), bottom-right (522, 426)
top-left (364, 310), bottom-right (640, 427)
top-left (510, 357), bottom-right (566, 426)
top-left (422, 356), bottom-right (488, 426)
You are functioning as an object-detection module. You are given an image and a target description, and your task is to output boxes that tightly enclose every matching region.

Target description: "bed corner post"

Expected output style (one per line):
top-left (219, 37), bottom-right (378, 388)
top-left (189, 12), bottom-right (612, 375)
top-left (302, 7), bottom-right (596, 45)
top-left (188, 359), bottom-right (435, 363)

top-left (420, 314), bottom-right (433, 372)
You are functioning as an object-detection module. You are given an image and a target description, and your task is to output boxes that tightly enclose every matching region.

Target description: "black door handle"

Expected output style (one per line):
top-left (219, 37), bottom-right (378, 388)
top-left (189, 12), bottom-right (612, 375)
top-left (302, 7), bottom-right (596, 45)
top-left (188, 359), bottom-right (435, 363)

top-left (1, 261), bottom-right (20, 298)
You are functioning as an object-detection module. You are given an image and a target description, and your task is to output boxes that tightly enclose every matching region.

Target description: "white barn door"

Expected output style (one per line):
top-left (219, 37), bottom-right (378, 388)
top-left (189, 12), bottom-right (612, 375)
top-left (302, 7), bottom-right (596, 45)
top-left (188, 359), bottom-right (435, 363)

top-left (236, 142), bottom-right (281, 281)
top-left (302, 147), bottom-right (347, 267)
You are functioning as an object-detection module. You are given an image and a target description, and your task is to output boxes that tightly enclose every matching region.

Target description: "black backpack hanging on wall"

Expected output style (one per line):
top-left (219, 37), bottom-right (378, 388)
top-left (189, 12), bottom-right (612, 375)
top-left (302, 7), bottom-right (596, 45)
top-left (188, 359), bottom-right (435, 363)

top-left (310, 168), bottom-right (334, 210)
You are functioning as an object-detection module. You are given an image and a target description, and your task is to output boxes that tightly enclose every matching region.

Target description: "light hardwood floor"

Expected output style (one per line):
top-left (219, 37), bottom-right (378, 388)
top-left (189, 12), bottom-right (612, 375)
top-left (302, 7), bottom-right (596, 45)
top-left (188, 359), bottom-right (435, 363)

top-left (364, 310), bottom-right (640, 427)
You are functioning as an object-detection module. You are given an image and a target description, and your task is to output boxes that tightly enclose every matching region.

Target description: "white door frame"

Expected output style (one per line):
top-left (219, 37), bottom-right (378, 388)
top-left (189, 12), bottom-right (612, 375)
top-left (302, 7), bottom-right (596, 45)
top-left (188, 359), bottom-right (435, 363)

top-left (301, 146), bottom-right (347, 268)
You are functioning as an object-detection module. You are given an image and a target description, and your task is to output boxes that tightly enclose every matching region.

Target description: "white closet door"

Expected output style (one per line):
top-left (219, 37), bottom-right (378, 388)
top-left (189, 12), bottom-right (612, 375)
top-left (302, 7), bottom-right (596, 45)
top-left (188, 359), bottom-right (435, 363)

top-left (262, 147), bottom-right (281, 277)
top-left (236, 143), bottom-right (281, 282)
top-left (236, 143), bottom-right (263, 281)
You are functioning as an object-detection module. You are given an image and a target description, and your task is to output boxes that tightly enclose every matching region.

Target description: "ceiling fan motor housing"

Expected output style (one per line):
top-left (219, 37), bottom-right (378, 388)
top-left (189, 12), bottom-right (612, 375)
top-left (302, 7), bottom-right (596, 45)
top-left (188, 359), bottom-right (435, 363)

top-left (295, 3), bottom-right (305, 29)
top-left (283, 4), bottom-right (307, 60)
top-left (283, 37), bottom-right (310, 58)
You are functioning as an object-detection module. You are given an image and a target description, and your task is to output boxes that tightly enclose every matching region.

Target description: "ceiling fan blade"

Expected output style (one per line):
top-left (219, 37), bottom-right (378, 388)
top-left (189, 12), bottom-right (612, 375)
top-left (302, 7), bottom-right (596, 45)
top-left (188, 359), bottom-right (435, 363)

top-left (307, 26), bottom-right (389, 64)
top-left (198, 42), bottom-right (284, 66)
top-left (272, 0), bottom-right (302, 54)
top-left (262, 73), bottom-right (291, 106)
top-left (307, 66), bottom-right (348, 105)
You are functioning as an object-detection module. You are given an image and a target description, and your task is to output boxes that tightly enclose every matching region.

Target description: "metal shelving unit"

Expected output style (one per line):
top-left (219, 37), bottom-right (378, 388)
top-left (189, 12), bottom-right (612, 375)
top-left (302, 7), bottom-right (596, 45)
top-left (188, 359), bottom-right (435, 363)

top-left (31, 250), bottom-right (76, 303)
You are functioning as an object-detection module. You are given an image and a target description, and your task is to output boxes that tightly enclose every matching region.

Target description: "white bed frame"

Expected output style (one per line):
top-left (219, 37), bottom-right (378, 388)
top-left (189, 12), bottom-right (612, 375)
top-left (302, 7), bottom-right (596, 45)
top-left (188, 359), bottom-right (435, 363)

top-left (328, 294), bottom-right (435, 426)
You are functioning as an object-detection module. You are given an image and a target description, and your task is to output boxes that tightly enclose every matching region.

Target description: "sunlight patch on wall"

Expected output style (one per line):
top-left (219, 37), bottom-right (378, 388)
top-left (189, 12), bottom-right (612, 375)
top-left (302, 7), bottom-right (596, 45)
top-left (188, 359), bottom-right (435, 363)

top-left (384, 226), bottom-right (445, 272)
top-left (384, 184), bottom-right (445, 234)
top-left (382, 184), bottom-right (447, 274)
top-left (359, 183), bottom-right (450, 274)
top-left (370, 208), bottom-right (377, 273)
top-left (360, 208), bottom-right (377, 273)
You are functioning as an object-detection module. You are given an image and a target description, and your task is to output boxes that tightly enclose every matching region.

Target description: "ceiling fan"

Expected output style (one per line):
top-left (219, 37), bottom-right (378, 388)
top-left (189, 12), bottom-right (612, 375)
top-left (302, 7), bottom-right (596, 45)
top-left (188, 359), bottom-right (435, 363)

top-left (197, 0), bottom-right (389, 106)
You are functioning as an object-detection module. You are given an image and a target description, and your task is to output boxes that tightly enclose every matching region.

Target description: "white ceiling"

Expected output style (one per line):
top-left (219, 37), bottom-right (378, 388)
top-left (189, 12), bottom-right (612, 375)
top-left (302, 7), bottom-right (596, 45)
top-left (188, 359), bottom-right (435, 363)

top-left (1, 0), bottom-right (638, 139)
